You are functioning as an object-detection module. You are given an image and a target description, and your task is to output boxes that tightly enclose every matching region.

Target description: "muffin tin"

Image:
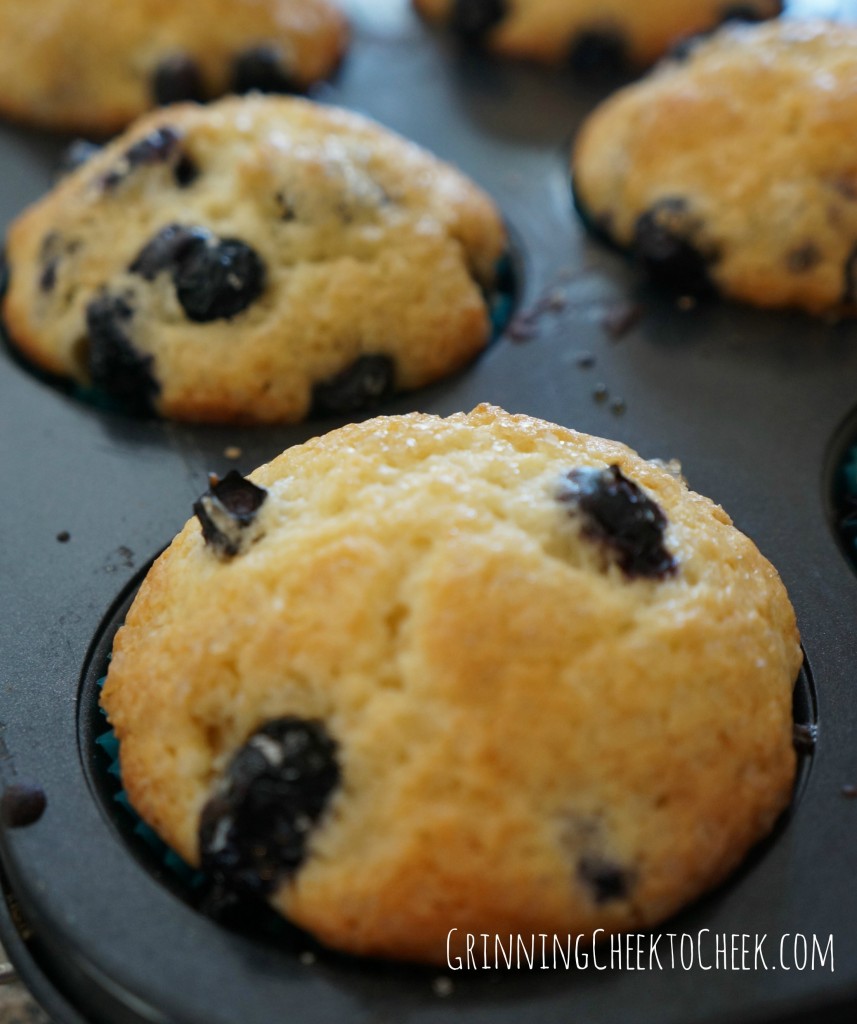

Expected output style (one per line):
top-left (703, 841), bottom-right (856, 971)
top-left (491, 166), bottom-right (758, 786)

top-left (2, 1), bottom-right (857, 1022)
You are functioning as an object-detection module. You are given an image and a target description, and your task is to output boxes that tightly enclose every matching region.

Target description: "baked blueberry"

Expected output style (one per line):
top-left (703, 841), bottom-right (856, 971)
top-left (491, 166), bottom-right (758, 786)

top-left (578, 857), bottom-right (632, 904)
top-left (129, 224), bottom-right (210, 281)
top-left (199, 717), bottom-right (340, 896)
top-left (719, 3), bottom-right (780, 23)
top-left (152, 54), bottom-right (205, 106)
top-left (86, 292), bottom-right (160, 415)
top-left (312, 355), bottom-right (396, 416)
top-left (568, 27), bottom-right (629, 77)
top-left (173, 236), bottom-right (266, 322)
top-left (450, 0), bottom-right (507, 41)
top-left (633, 199), bottom-right (714, 294)
top-left (559, 464), bottom-right (678, 580)
top-left (193, 470), bottom-right (269, 559)
top-left (786, 244), bottom-right (821, 274)
top-left (102, 126), bottom-right (185, 190)
top-left (233, 47), bottom-right (300, 95)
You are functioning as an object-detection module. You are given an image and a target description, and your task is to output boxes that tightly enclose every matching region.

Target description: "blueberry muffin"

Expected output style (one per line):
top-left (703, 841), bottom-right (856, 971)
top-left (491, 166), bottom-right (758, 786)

top-left (100, 404), bottom-right (802, 964)
top-left (413, 0), bottom-right (781, 69)
top-left (2, 96), bottom-right (508, 424)
top-left (0, 0), bottom-right (348, 134)
top-left (572, 20), bottom-right (857, 315)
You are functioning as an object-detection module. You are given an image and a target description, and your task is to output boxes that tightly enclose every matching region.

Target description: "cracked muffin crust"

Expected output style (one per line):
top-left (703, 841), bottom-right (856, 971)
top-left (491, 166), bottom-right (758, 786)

top-left (101, 404), bottom-right (801, 963)
top-left (2, 96), bottom-right (507, 424)
top-left (0, 0), bottom-right (348, 134)
top-left (413, 0), bottom-right (782, 68)
top-left (572, 20), bottom-right (857, 315)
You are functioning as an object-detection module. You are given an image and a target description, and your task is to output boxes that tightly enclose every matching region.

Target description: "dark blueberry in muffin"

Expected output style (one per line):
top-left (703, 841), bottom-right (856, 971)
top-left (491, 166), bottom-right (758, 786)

top-left (173, 237), bottom-right (266, 322)
top-left (193, 470), bottom-right (268, 558)
top-left (786, 244), bottom-right (821, 274)
top-left (578, 856), bottom-right (632, 904)
top-left (232, 46), bottom-right (300, 95)
top-left (568, 27), bottom-right (629, 77)
top-left (312, 355), bottom-right (396, 416)
top-left (40, 260), bottom-right (58, 294)
top-left (129, 224), bottom-right (210, 281)
top-left (666, 34), bottom-right (703, 63)
top-left (173, 153), bottom-right (199, 188)
top-left (450, 0), bottom-right (507, 42)
top-left (633, 198), bottom-right (715, 294)
top-left (152, 54), bottom-right (205, 106)
top-left (719, 3), bottom-right (780, 24)
top-left (86, 292), bottom-right (160, 415)
top-left (124, 126), bottom-right (183, 169)
top-left (199, 717), bottom-right (340, 896)
top-left (102, 126), bottom-right (184, 189)
top-left (58, 139), bottom-right (103, 177)
top-left (39, 232), bottom-right (62, 293)
top-left (559, 464), bottom-right (678, 580)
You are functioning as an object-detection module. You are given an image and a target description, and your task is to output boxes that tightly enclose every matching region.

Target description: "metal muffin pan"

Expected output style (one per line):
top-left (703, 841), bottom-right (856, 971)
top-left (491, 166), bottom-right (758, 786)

top-left (2, 1), bottom-right (857, 1021)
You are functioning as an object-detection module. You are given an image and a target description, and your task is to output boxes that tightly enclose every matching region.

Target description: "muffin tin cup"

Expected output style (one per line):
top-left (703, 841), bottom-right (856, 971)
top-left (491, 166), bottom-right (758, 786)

top-left (2, 2), bottom-right (857, 1022)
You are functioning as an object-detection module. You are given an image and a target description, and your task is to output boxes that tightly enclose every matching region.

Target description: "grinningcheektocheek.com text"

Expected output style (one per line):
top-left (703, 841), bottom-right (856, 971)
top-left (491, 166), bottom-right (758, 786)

top-left (446, 929), bottom-right (835, 973)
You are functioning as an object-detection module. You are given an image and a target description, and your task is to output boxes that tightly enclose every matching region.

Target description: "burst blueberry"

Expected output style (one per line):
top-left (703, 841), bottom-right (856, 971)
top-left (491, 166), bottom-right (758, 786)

top-left (193, 471), bottom-right (268, 559)
top-left (129, 224), bottom-right (210, 281)
top-left (174, 237), bottom-right (266, 322)
top-left (102, 126), bottom-right (187, 190)
top-left (312, 355), bottom-right (396, 416)
top-left (199, 718), bottom-right (340, 897)
top-left (633, 198), bottom-right (715, 294)
top-left (559, 464), bottom-right (678, 580)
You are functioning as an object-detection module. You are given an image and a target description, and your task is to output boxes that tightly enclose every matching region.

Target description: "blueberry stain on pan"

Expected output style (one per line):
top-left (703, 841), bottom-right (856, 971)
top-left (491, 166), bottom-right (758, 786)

top-left (558, 465), bottom-right (678, 580)
top-left (1, 782), bottom-right (47, 829)
top-left (199, 718), bottom-right (341, 898)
